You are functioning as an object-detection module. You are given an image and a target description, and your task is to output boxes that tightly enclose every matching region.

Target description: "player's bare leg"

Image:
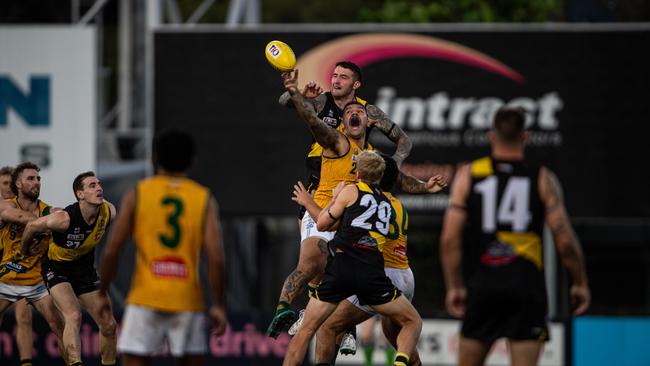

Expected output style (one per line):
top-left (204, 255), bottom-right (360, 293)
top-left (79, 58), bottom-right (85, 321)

top-left (267, 236), bottom-right (328, 338)
top-left (371, 296), bottom-right (422, 366)
top-left (31, 294), bottom-right (68, 364)
top-left (509, 340), bottom-right (543, 366)
top-left (15, 299), bottom-right (34, 364)
top-left (457, 337), bottom-right (492, 366)
top-left (283, 298), bottom-right (337, 366)
top-left (315, 300), bottom-right (370, 364)
top-left (381, 316), bottom-right (421, 365)
top-left (48, 283), bottom-right (83, 364)
top-left (79, 289), bottom-right (117, 365)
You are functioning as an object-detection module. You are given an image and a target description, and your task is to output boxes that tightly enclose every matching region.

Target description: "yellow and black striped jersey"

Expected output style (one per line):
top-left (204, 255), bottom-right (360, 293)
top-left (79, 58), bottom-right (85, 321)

top-left (466, 156), bottom-right (546, 288)
top-left (48, 201), bottom-right (111, 263)
top-left (329, 182), bottom-right (391, 267)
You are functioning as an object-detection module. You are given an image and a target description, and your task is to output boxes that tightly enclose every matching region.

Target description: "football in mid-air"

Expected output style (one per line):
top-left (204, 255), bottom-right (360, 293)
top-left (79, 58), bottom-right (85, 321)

top-left (265, 40), bottom-right (296, 72)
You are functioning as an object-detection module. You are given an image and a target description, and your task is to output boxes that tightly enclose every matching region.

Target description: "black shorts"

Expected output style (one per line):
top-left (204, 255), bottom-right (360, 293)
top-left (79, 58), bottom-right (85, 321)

top-left (42, 259), bottom-right (100, 296)
top-left (314, 252), bottom-right (401, 306)
top-left (461, 282), bottom-right (550, 343)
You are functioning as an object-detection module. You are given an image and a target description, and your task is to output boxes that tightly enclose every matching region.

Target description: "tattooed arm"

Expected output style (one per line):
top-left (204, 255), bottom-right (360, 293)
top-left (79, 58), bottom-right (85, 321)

top-left (396, 170), bottom-right (447, 194)
top-left (283, 70), bottom-right (346, 154)
top-left (539, 166), bottom-right (590, 315)
top-left (367, 104), bottom-right (412, 167)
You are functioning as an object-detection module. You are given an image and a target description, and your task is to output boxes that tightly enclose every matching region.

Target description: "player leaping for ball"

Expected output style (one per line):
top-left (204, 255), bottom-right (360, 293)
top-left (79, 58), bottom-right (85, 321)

top-left (269, 61), bottom-right (412, 342)
top-left (268, 69), bottom-right (444, 342)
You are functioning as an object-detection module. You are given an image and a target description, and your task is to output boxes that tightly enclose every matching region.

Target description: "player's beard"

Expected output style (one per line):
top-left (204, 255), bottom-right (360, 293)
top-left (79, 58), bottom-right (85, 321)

top-left (21, 187), bottom-right (40, 201)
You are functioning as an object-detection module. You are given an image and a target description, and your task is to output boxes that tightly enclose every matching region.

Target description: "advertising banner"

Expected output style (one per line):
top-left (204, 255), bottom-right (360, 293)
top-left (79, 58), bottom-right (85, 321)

top-left (311, 319), bottom-right (565, 366)
top-left (0, 311), bottom-right (289, 366)
top-left (154, 26), bottom-right (650, 217)
top-left (0, 26), bottom-right (96, 207)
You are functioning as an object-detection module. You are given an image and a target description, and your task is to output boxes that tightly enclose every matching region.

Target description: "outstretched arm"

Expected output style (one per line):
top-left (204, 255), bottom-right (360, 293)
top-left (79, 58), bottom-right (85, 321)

top-left (539, 167), bottom-right (590, 315)
top-left (0, 200), bottom-right (37, 226)
top-left (203, 195), bottom-right (227, 336)
top-left (367, 104), bottom-right (412, 167)
top-left (100, 187), bottom-right (136, 293)
top-left (283, 70), bottom-right (345, 153)
top-left (396, 171), bottom-right (447, 194)
top-left (21, 211), bottom-right (69, 255)
top-left (440, 164), bottom-right (471, 318)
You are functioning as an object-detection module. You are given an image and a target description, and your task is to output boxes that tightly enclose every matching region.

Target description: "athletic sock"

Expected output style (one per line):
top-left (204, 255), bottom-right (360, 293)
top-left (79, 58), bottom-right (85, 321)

top-left (101, 360), bottom-right (117, 366)
top-left (19, 359), bottom-right (32, 366)
top-left (393, 352), bottom-right (409, 366)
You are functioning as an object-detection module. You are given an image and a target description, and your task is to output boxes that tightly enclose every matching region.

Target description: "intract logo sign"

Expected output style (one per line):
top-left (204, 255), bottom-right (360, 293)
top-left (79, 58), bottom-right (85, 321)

top-left (296, 33), bottom-right (564, 149)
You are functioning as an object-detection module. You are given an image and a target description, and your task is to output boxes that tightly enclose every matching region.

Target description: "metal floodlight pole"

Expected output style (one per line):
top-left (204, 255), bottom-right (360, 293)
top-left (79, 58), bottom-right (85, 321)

top-left (187, 0), bottom-right (216, 24)
top-left (544, 225), bottom-right (558, 318)
top-left (79, 0), bottom-right (111, 25)
top-left (145, 0), bottom-right (162, 175)
top-left (118, 0), bottom-right (132, 133)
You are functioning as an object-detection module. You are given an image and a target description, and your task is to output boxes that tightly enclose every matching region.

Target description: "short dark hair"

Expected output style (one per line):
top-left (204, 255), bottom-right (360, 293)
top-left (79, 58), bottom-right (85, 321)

top-left (0, 166), bottom-right (13, 177)
top-left (73, 171), bottom-right (96, 200)
top-left (335, 61), bottom-right (363, 83)
top-left (493, 107), bottom-right (526, 144)
top-left (343, 101), bottom-right (366, 113)
top-left (153, 128), bottom-right (196, 173)
top-left (378, 153), bottom-right (399, 192)
top-left (11, 162), bottom-right (39, 196)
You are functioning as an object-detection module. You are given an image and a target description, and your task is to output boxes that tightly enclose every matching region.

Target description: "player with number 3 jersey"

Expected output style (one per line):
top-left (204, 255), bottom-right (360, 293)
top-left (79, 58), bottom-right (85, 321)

top-left (100, 129), bottom-right (227, 366)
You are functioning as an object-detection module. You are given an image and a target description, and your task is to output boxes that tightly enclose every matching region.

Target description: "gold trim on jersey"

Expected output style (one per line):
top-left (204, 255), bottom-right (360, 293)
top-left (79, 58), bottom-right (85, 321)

top-left (496, 231), bottom-right (543, 269)
top-left (47, 202), bottom-right (111, 262)
top-left (0, 198), bottom-right (51, 285)
top-left (471, 156), bottom-right (493, 178)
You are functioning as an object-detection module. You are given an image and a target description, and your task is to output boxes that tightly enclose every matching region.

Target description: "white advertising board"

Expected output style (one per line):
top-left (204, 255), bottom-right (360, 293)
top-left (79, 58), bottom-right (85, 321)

top-left (0, 26), bottom-right (96, 207)
top-left (312, 319), bottom-right (564, 366)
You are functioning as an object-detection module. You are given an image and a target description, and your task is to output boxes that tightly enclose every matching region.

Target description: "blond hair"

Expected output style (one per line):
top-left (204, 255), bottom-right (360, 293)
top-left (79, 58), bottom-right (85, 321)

top-left (357, 151), bottom-right (385, 184)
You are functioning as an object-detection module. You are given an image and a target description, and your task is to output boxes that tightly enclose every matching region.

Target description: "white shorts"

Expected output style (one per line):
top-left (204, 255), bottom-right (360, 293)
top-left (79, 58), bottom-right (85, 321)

top-left (300, 211), bottom-right (335, 243)
top-left (0, 281), bottom-right (49, 304)
top-left (117, 304), bottom-right (207, 357)
top-left (347, 267), bottom-right (415, 315)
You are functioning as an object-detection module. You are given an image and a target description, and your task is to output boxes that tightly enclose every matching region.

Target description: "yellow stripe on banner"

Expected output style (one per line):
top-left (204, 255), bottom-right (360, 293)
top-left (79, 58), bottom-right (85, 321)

top-left (471, 156), bottom-right (493, 177)
top-left (496, 231), bottom-right (543, 269)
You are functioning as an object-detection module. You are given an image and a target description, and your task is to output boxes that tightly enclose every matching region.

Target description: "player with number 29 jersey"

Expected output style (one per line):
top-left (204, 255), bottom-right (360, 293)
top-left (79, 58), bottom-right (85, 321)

top-left (327, 181), bottom-right (392, 266)
top-left (127, 176), bottom-right (210, 312)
